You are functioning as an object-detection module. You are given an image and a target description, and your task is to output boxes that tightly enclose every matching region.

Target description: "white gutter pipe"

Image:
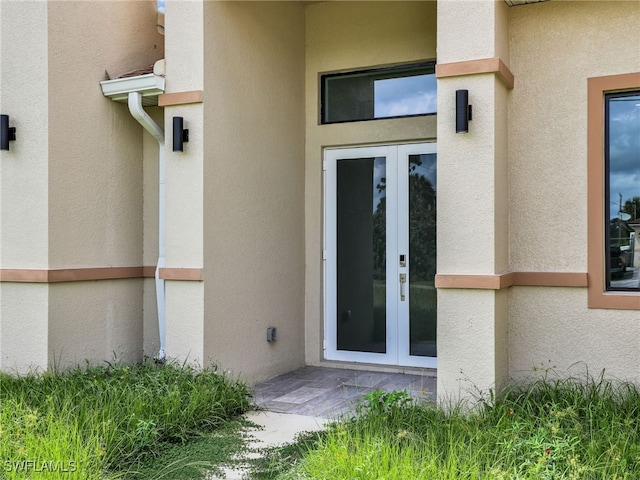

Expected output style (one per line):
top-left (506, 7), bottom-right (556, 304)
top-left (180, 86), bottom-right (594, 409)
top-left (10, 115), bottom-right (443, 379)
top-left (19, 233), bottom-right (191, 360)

top-left (128, 91), bottom-right (167, 363)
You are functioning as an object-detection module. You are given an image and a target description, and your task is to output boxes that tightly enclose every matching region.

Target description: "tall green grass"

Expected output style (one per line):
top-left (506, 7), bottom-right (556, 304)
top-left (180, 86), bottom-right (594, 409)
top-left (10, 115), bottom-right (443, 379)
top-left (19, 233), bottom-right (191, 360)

top-left (0, 361), bottom-right (250, 479)
top-left (1, 398), bottom-right (104, 480)
top-left (275, 374), bottom-right (640, 480)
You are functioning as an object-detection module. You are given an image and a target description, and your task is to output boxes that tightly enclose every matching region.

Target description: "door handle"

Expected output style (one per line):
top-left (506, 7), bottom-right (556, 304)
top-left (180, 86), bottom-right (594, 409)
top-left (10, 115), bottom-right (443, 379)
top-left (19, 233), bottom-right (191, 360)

top-left (399, 274), bottom-right (406, 301)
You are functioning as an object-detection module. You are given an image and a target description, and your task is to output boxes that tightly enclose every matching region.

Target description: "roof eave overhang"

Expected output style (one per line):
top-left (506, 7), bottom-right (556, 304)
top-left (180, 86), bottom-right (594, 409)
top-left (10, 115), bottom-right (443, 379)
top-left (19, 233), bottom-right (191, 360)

top-left (100, 73), bottom-right (165, 106)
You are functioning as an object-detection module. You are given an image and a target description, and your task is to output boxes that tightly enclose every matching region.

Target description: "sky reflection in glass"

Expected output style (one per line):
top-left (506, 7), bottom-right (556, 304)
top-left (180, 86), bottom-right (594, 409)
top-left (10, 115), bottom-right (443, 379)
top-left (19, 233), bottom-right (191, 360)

top-left (374, 74), bottom-right (437, 118)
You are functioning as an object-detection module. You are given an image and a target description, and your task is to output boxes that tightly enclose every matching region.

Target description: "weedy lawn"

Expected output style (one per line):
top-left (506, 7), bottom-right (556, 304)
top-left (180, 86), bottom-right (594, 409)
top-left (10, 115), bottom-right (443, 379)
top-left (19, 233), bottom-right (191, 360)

top-left (0, 362), bottom-right (250, 479)
top-left (256, 374), bottom-right (640, 480)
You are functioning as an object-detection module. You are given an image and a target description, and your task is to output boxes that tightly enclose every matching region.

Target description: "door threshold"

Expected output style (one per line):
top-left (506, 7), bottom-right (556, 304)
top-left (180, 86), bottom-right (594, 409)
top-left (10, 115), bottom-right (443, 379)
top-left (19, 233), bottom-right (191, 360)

top-left (315, 360), bottom-right (436, 378)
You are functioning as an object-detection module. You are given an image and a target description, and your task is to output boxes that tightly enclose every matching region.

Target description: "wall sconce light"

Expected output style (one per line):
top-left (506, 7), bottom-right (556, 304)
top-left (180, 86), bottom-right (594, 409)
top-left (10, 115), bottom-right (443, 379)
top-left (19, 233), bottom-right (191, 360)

top-left (456, 90), bottom-right (473, 133)
top-left (1, 114), bottom-right (17, 150)
top-left (172, 116), bottom-right (189, 152)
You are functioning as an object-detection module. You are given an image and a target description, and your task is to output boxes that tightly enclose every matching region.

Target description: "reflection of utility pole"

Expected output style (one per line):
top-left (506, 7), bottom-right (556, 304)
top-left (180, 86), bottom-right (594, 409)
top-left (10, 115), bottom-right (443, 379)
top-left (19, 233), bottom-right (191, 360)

top-left (619, 193), bottom-right (623, 215)
top-left (619, 193), bottom-right (622, 246)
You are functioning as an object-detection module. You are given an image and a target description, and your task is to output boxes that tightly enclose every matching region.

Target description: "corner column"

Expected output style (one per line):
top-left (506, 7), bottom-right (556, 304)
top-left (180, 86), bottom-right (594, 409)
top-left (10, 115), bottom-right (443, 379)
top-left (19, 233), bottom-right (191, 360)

top-left (163, 0), bottom-right (206, 365)
top-left (0, 1), bottom-right (50, 373)
top-left (436, 0), bottom-right (512, 402)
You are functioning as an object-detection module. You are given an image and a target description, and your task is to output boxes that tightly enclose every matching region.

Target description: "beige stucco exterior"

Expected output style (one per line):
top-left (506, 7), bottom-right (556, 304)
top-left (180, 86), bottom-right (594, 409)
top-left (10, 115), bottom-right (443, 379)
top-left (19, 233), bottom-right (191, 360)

top-left (0, 1), bottom-right (50, 373)
top-left (509, 1), bottom-right (640, 273)
top-left (507, 1), bottom-right (640, 382)
top-left (510, 287), bottom-right (639, 380)
top-left (436, 0), bottom-right (512, 399)
top-left (201, 1), bottom-right (306, 381)
top-left (0, 1), bottom-right (50, 269)
top-left (1, 0), bottom-right (639, 403)
top-left (0, 0), bottom-right (163, 372)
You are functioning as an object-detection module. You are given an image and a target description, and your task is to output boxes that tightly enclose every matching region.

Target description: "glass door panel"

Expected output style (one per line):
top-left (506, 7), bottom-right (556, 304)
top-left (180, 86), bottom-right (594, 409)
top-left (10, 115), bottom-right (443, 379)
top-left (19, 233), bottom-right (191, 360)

top-left (336, 157), bottom-right (386, 353)
top-left (408, 154), bottom-right (437, 357)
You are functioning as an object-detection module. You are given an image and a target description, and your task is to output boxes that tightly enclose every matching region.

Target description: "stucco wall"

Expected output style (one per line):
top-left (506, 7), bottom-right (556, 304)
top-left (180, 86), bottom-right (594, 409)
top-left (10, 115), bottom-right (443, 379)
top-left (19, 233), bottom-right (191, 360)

top-left (438, 0), bottom-right (501, 63)
top-left (46, 1), bottom-right (163, 368)
top-left (509, 0), bottom-right (639, 272)
top-left (0, 284), bottom-right (49, 373)
top-left (508, 1), bottom-right (640, 381)
top-left (1, 1), bottom-right (163, 372)
top-left (304, 1), bottom-right (438, 365)
top-left (162, 0), bottom-right (206, 367)
top-left (510, 287), bottom-right (639, 380)
top-left (165, 0), bottom-right (204, 267)
top-left (202, 2), bottom-right (306, 382)
top-left (436, 0), bottom-right (511, 400)
top-left (48, 1), bottom-right (163, 268)
top-left (437, 289), bottom-right (502, 399)
top-left (0, 1), bottom-right (50, 372)
top-left (437, 76), bottom-right (506, 275)
top-left (48, 280), bottom-right (143, 367)
top-left (0, 1), bottom-right (50, 268)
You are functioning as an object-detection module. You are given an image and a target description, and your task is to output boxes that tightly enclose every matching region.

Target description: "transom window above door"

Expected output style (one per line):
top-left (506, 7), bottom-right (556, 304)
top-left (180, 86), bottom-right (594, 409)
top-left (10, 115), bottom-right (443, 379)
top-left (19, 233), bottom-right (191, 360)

top-left (321, 62), bottom-right (437, 124)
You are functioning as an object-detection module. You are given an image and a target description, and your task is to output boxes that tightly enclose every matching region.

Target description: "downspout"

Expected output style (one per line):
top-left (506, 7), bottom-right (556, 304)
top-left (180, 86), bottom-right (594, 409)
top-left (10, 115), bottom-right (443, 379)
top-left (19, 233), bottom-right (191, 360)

top-left (128, 91), bottom-right (167, 363)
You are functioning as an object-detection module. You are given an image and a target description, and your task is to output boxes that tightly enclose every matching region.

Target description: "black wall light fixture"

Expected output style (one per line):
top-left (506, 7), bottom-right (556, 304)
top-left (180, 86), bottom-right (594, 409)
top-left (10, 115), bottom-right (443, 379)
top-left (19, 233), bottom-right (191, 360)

top-left (172, 117), bottom-right (189, 152)
top-left (456, 90), bottom-right (473, 133)
top-left (1, 114), bottom-right (17, 151)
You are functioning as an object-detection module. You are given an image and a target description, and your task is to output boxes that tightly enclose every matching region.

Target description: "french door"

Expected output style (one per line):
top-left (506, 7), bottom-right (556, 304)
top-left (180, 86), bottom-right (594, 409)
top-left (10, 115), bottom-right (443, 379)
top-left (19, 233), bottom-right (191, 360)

top-left (324, 143), bottom-right (437, 368)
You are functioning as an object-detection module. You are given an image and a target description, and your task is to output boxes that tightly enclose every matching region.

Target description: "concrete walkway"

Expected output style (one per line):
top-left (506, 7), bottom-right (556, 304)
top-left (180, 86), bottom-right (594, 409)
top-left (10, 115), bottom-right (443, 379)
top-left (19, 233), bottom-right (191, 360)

top-left (212, 411), bottom-right (328, 480)
top-left (208, 366), bottom-right (436, 479)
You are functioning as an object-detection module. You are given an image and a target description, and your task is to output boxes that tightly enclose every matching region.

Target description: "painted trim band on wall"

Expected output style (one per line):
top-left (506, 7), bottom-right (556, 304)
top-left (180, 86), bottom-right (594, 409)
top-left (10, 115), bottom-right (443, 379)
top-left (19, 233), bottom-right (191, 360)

top-left (0, 267), bottom-right (152, 283)
top-left (512, 272), bottom-right (588, 287)
top-left (158, 268), bottom-right (203, 281)
top-left (435, 273), bottom-right (513, 290)
top-left (436, 58), bottom-right (515, 89)
top-left (158, 90), bottom-right (203, 106)
top-left (1, 268), bottom-right (585, 287)
top-left (435, 272), bottom-right (588, 290)
top-left (0, 267), bottom-right (204, 283)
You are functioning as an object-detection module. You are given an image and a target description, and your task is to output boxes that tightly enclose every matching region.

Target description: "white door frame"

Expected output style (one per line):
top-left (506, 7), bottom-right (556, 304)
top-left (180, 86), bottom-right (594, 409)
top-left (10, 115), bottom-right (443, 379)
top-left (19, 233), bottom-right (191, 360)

top-left (323, 143), bottom-right (437, 368)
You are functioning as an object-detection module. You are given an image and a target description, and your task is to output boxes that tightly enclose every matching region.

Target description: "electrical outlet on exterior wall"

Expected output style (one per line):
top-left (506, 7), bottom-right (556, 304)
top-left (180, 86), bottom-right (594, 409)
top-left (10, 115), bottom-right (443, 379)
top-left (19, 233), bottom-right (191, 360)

top-left (267, 327), bottom-right (277, 343)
